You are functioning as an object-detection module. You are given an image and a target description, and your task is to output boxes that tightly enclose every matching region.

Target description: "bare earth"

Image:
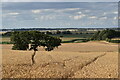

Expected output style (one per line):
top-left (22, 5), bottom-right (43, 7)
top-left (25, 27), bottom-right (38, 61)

top-left (1, 41), bottom-right (118, 78)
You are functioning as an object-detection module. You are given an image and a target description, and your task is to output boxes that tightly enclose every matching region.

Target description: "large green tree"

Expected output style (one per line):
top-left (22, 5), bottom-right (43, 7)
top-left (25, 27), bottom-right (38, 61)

top-left (11, 31), bottom-right (61, 65)
top-left (91, 29), bottom-right (119, 40)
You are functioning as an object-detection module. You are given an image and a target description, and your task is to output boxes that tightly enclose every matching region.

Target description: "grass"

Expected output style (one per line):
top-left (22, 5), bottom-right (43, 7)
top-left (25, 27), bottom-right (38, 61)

top-left (60, 37), bottom-right (83, 41)
top-left (107, 40), bottom-right (120, 43)
top-left (0, 33), bottom-right (93, 44)
top-left (52, 34), bottom-right (93, 38)
top-left (1, 37), bottom-right (11, 42)
top-left (62, 39), bottom-right (89, 43)
top-left (0, 37), bottom-right (89, 44)
top-left (0, 42), bottom-right (13, 44)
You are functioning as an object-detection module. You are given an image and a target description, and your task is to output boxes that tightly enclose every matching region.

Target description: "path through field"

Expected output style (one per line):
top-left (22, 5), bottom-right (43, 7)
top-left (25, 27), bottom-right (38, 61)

top-left (1, 41), bottom-right (118, 78)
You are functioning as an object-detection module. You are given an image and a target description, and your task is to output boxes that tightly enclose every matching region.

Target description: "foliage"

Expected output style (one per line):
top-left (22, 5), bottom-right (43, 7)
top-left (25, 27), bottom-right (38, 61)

top-left (106, 39), bottom-right (120, 43)
top-left (56, 30), bottom-right (61, 34)
top-left (0, 42), bottom-right (13, 44)
top-left (91, 29), bottom-right (120, 40)
top-left (62, 31), bottom-right (72, 34)
top-left (62, 39), bottom-right (89, 43)
top-left (46, 31), bottom-right (52, 35)
top-left (2, 32), bottom-right (12, 37)
top-left (11, 31), bottom-right (61, 51)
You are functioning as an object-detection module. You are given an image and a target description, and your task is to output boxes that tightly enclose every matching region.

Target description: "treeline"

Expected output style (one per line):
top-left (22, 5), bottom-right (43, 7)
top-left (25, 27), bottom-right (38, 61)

top-left (1, 31), bottom-right (73, 37)
top-left (1, 28), bottom-right (119, 32)
top-left (1, 28), bottom-right (77, 31)
top-left (91, 29), bottom-right (120, 40)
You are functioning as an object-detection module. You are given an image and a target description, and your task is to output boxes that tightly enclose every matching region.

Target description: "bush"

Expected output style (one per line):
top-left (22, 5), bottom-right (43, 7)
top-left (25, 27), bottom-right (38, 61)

top-left (62, 39), bottom-right (89, 43)
top-left (91, 29), bottom-right (120, 40)
top-left (2, 32), bottom-right (12, 37)
top-left (0, 42), bottom-right (13, 44)
top-left (107, 40), bottom-right (120, 43)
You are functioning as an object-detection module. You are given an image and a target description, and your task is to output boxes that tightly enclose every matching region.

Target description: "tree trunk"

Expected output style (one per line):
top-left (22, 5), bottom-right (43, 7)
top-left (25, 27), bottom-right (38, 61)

top-left (32, 51), bottom-right (36, 65)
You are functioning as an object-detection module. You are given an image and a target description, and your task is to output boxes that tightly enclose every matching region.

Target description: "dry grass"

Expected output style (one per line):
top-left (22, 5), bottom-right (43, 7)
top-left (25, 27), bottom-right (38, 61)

top-left (1, 37), bottom-right (80, 42)
top-left (111, 38), bottom-right (120, 40)
top-left (1, 37), bottom-right (11, 42)
top-left (1, 41), bottom-right (118, 78)
top-left (0, 32), bottom-right (7, 35)
top-left (60, 37), bottom-right (81, 41)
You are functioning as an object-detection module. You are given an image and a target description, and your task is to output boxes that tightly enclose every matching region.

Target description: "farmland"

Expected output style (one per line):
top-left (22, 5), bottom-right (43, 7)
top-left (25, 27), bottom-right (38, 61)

top-left (1, 1), bottom-right (119, 79)
top-left (2, 41), bottom-right (118, 78)
top-left (0, 34), bottom-right (93, 43)
top-left (1, 29), bottom-right (119, 78)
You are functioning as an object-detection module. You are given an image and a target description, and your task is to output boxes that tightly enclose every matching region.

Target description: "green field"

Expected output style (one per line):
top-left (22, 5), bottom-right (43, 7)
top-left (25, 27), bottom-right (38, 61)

top-left (0, 34), bottom-right (93, 44)
top-left (52, 34), bottom-right (93, 38)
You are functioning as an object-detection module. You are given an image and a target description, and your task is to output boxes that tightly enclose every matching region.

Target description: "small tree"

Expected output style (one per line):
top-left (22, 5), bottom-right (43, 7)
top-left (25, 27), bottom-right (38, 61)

top-left (56, 30), bottom-right (61, 34)
top-left (11, 31), bottom-right (61, 65)
top-left (46, 31), bottom-right (52, 35)
top-left (91, 29), bottom-right (119, 40)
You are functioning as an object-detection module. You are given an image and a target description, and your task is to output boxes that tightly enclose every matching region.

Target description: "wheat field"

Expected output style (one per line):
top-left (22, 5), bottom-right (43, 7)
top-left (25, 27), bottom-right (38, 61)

top-left (1, 41), bottom-right (118, 78)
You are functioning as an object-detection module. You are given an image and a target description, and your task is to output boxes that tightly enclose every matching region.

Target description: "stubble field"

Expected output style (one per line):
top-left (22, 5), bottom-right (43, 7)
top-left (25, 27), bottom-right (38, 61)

top-left (1, 41), bottom-right (118, 78)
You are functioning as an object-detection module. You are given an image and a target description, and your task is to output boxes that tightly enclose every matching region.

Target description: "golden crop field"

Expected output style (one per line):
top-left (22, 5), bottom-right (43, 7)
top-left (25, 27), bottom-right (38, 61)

top-left (1, 41), bottom-right (118, 78)
top-left (1, 37), bottom-right (81, 42)
top-left (1, 37), bottom-right (11, 42)
top-left (60, 37), bottom-right (81, 41)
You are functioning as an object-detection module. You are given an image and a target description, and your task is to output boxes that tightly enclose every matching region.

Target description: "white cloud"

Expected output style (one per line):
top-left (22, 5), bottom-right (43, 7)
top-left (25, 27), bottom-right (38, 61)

top-left (113, 11), bottom-right (118, 14)
top-left (69, 16), bottom-right (72, 18)
top-left (36, 15), bottom-right (56, 20)
top-left (55, 8), bottom-right (80, 13)
top-left (89, 16), bottom-right (97, 19)
top-left (113, 17), bottom-right (117, 20)
top-left (43, 9), bottom-right (55, 11)
top-left (103, 12), bottom-right (107, 15)
top-left (41, 16), bottom-right (44, 20)
top-left (84, 10), bottom-right (91, 12)
top-left (77, 12), bottom-right (82, 14)
top-left (100, 17), bottom-right (107, 20)
top-left (73, 14), bottom-right (86, 20)
top-left (31, 10), bottom-right (42, 13)
top-left (66, 8), bottom-right (80, 11)
top-left (8, 12), bottom-right (20, 15)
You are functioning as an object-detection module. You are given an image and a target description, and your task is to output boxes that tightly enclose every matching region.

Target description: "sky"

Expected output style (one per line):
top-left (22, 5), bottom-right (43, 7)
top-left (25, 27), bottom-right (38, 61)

top-left (1, 1), bottom-right (119, 29)
top-left (1, 0), bottom-right (120, 2)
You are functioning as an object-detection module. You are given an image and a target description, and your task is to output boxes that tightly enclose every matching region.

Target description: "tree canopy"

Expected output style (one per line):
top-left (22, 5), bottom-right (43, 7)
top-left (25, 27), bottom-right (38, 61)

top-left (11, 31), bottom-right (62, 64)
top-left (11, 31), bottom-right (61, 51)
top-left (91, 29), bottom-right (120, 40)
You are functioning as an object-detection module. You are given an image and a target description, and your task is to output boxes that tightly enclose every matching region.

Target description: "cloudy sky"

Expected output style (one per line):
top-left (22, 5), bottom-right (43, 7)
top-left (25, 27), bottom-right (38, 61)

top-left (1, 2), bottom-right (118, 29)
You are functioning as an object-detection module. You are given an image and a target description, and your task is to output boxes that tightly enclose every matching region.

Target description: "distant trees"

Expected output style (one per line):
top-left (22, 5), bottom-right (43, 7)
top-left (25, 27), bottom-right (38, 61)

top-left (46, 31), bottom-right (52, 35)
top-left (56, 30), bottom-right (61, 34)
top-left (91, 29), bottom-right (120, 40)
top-left (62, 31), bottom-right (72, 34)
top-left (11, 31), bottom-right (61, 65)
top-left (2, 32), bottom-right (12, 37)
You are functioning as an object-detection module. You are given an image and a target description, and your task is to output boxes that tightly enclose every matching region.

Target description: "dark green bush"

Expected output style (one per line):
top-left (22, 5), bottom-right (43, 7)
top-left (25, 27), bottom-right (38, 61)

top-left (91, 29), bottom-right (120, 40)
top-left (0, 42), bottom-right (13, 44)
top-left (62, 39), bottom-right (89, 43)
top-left (107, 40), bottom-right (120, 43)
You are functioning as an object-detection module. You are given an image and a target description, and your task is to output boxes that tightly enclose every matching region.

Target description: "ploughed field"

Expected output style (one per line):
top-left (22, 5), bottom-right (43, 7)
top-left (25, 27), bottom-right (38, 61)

top-left (1, 41), bottom-right (118, 78)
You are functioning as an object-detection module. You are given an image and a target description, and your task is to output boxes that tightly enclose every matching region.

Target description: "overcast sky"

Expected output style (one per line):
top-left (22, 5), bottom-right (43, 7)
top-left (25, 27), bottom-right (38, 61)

top-left (1, 0), bottom-right (120, 2)
top-left (1, 2), bottom-right (118, 29)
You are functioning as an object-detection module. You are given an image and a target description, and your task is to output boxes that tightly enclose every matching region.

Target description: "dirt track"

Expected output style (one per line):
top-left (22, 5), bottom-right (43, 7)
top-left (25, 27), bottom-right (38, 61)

top-left (1, 41), bottom-right (118, 78)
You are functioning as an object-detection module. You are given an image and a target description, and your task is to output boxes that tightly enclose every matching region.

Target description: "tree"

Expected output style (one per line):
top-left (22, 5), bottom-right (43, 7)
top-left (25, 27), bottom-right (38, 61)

top-left (56, 30), bottom-right (61, 34)
top-left (46, 31), bottom-right (52, 35)
top-left (11, 31), bottom-right (61, 65)
top-left (2, 32), bottom-right (12, 37)
top-left (62, 31), bottom-right (72, 34)
top-left (91, 31), bottom-right (100, 40)
top-left (91, 29), bottom-right (119, 40)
